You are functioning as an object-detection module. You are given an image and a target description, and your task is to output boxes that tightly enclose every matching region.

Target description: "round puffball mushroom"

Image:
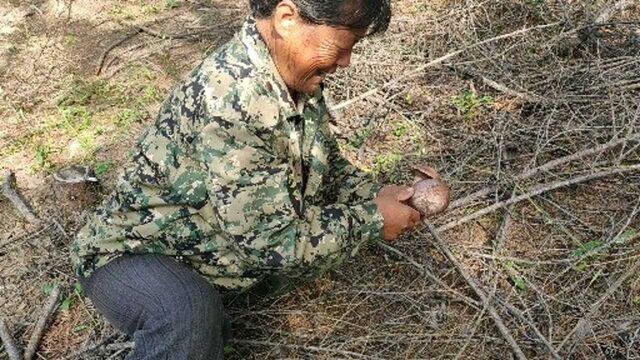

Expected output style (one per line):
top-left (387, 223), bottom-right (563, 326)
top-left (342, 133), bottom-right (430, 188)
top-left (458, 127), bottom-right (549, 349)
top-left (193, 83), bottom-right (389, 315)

top-left (409, 165), bottom-right (450, 217)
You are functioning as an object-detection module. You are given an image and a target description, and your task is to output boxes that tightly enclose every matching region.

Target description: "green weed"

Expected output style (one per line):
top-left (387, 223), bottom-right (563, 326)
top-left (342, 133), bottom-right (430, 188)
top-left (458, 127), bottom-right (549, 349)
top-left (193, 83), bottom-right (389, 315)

top-left (372, 152), bottom-right (403, 179)
top-left (117, 108), bottom-right (147, 127)
top-left (165, 0), bottom-right (180, 10)
top-left (64, 32), bottom-right (78, 46)
top-left (95, 161), bottom-right (114, 177)
top-left (57, 79), bottom-right (110, 108)
top-left (7, 44), bottom-right (18, 55)
top-left (349, 126), bottom-right (374, 149)
top-left (34, 144), bottom-right (53, 171)
top-left (452, 90), bottom-right (494, 118)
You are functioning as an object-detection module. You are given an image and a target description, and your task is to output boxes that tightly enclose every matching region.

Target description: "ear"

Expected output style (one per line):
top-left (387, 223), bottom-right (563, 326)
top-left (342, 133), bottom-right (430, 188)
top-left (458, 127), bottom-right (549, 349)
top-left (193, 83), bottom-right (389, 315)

top-left (272, 0), bottom-right (301, 39)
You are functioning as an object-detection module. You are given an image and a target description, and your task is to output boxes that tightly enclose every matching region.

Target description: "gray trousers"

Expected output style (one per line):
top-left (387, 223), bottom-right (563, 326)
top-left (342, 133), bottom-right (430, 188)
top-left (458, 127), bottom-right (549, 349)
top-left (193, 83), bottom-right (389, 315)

top-left (80, 254), bottom-right (227, 360)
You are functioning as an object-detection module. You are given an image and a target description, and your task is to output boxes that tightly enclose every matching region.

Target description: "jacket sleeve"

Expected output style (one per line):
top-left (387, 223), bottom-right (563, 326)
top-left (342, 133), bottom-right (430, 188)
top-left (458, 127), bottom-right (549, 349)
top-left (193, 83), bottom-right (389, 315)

top-left (197, 116), bottom-right (384, 272)
top-left (326, 133), bottom-right (382, 204)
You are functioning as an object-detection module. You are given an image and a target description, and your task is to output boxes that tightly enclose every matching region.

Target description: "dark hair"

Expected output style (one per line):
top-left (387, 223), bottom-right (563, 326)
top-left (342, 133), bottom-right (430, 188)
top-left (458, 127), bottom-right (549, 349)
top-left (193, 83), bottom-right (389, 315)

top-left (250, 0), bottom-right (391, 36)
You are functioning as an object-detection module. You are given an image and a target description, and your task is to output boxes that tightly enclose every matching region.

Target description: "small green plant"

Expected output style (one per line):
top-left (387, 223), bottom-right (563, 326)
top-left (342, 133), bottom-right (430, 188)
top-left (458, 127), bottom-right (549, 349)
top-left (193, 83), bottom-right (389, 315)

top-left (572, 240), bottom-right (604, 272)
top-left (615, 228), bottom-right (637, 244)
top-left (57, 79), bottom-right (110, 108)
top-left (142, 85), bottom-right (160, 104)
top-left (165, 0), bottom-right (179, 9)
top-left (349, 126), bottom-right (374, 148)
top-left (405, 93), bottom-right (415, 106)
top-left (393, 125), bottom-right (408, 138)
top-left (95, 161), bottom-right (114, 178)
top-left (117, 108), bottom-right (147, 127)
top-left (452, 90), bottom-right (494, 118)
top-left (42, 283), bottom-right (82, 311)
top-left (7, 44), bottom-right (18, 55)
top-left (572, 240), bottom-right (603, 258)
top-left (35, 144), bottom-right (52, 171)
top-left (505, 261), bottom-right (529, 291)
top-left (372, 152), bottom-right (403, 178)
top-left (64, 32), bottom-right (78, 46)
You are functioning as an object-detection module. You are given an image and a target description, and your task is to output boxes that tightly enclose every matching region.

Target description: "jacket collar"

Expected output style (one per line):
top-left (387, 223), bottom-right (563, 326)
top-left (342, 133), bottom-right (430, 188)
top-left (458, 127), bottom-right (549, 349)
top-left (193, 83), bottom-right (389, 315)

top-left (239, 16), bottom-right (323, 121)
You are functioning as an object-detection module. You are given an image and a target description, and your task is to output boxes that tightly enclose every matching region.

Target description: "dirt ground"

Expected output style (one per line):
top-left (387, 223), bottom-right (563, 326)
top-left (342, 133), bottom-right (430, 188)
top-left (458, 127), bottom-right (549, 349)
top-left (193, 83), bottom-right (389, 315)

top-left (1, 0), bottom-right (639, 359)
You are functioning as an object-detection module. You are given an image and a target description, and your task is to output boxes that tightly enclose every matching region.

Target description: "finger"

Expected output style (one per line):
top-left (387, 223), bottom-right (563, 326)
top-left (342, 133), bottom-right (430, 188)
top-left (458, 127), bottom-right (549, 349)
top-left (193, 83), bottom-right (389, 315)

top-left (378, 185), bottom-right (402, 197)
top-left (395, 187), bottom-right (415, 202)
top-left (409, 208), bottom-right (422, 227)
top-left (414, 164), bottom-right (441, 180)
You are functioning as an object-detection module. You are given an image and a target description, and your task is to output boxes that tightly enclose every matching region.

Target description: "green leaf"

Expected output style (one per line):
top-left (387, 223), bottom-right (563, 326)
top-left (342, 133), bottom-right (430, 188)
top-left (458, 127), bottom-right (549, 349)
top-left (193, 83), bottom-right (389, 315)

top-left (74, 282), bottom-right (84, 295)
top-left (572, 240), bottom-right (603, 258)
top-left (60, 297), bottom-right (73, 311)
top-left (43, 283), bottom-right (56, 296)
top-left (513, 277), bottom-right (529, 291)
top-left (95, 162), bottom-right (113, 177)
top-left (575, 262), bottom-right (589, 272)
top-left (73, 325), bottom-right (88, 333)
top-left (616, 228), bottom-right (637, 244)
top-left (405, 94), bottom-right (414, 105)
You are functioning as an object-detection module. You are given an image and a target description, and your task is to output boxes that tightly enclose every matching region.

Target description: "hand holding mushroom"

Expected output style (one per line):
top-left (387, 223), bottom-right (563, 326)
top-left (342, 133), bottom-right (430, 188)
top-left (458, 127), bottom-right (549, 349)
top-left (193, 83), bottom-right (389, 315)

top-left (407, 164), bottom-right (450, 217)
top-left (373, 164), bottom-right (450, 242)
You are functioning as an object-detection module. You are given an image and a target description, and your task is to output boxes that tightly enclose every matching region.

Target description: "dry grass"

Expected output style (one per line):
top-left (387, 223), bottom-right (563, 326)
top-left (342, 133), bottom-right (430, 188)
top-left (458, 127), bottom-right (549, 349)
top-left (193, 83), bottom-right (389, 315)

top-left (1, 0), bottom-right (640, 359)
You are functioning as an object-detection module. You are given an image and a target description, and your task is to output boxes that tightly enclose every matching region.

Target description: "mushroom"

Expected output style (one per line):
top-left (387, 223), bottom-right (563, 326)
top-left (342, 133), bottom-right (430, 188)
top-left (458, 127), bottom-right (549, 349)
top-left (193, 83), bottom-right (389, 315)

top-left (409, 164), bottom-right (450, 217)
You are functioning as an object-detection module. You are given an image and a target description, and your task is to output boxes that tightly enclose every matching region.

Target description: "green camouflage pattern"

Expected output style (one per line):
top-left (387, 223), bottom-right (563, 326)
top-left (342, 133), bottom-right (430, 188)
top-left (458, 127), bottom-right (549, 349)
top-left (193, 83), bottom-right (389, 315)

top-left (70, 17), bottom-right (384, 289)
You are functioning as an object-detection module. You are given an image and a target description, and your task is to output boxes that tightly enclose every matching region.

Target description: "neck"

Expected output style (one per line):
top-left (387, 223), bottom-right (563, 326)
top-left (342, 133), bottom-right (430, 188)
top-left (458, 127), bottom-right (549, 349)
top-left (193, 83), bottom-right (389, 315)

top-left (255, 18), bottom-right (298, 101)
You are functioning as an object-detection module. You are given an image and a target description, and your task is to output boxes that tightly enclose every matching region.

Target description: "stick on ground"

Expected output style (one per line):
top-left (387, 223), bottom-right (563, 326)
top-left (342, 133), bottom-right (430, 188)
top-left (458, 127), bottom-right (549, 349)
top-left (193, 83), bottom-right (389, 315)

top-left (423, 222), bottom-right (528, 360)
top-left (1, 171), bottom-right (41, 225)
top-left (0, 319), bottom-right (23, 360)
top-left (450, 132), bottom-right (640, 210)
top-left (441, 164), bottom-right (640, 232)
top-left (23, 286), bottom-right (61, 360)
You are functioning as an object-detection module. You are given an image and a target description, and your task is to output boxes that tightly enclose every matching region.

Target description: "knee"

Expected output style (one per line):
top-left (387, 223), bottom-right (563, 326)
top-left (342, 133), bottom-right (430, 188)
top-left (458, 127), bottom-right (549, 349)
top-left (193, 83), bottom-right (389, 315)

top-left (159, 279), bottom-right (225, 334)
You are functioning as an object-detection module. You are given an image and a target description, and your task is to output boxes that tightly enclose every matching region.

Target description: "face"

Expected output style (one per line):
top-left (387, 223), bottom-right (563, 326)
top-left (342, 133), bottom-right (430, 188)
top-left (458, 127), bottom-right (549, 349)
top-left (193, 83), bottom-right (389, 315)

top-left (264, 1), bottom-right (367, 95)
top-left (283, 23), bottom-right (366, 95)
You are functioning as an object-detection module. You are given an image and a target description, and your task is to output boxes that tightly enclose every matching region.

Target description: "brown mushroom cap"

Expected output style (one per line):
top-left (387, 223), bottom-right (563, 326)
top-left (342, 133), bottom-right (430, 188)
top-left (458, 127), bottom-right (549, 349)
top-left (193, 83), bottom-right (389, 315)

top-left (409, 165), bottom-right (450, 216)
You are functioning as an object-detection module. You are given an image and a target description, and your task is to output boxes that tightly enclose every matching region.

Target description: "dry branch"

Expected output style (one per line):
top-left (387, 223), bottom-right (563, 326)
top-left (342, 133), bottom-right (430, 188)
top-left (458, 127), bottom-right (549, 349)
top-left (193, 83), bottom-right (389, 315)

top-left (23, 286), bottom-right (61, 360)
top-left (450, 132), bottom-right (640, 210)
top-left (422, 222), bottom-right (528, 360)
top-left (376, 240), bottom-right (480, 308)
top-left (1, 171), bottom-right (41, 225)
top-left (0, 319), bottom-right (22, 360)
top-left (96, 29), bottom-right (143, 76)
top-left (595, 0), bottom-right (636, 24)
top-left (441, 164), bottom-right (640, 232)
top-left (332, 22), bottom-right (561, 111)
top-left (230, 339), bottom-right (375, 359)
top-left (557, 260), bottom-right (640, 353)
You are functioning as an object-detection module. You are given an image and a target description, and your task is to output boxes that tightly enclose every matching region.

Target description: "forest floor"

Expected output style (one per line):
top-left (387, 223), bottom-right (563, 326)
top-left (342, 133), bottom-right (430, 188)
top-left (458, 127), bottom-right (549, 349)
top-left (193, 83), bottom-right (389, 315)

top-left (1, 0), bottom-right (639, 359)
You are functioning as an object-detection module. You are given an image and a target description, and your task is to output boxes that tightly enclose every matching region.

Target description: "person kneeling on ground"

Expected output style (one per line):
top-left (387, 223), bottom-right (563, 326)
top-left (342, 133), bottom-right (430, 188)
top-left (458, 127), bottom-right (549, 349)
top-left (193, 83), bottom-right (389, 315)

top-left (70, 0), bottom-right (426, 358)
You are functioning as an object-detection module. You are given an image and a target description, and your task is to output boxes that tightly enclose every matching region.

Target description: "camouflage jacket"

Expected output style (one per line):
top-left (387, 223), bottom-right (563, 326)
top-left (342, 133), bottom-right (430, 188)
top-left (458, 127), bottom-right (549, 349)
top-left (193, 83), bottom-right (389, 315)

top-left (71, 17), bottom-right (384, 289)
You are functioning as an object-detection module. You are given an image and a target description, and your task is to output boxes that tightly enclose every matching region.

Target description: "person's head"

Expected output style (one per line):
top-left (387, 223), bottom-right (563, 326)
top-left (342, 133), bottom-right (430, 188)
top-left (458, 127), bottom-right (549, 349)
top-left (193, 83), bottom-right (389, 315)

top-left (251, 0), bottom-right (391, 95)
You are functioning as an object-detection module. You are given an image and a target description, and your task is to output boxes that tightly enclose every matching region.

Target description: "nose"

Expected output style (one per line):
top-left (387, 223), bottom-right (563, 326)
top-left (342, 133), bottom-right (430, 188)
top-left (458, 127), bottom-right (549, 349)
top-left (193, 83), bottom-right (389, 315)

top-left (336, 51), bottom-right (352, 68)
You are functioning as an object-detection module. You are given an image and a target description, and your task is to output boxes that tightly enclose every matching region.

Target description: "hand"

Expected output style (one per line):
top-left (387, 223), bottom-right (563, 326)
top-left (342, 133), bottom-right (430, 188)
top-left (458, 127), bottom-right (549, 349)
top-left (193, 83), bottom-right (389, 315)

top-left (373, 185), bottom-right (423, 242)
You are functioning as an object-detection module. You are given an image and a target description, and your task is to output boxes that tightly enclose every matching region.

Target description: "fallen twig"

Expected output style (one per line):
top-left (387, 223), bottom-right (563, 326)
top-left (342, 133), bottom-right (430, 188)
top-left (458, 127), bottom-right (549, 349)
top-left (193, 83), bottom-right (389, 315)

top-left (450, 132), bottom-right (640, 210)
top-left (440, 164), bottom-right (640, 232)
top-left (1, 171), bottom-right (41, 225)
top-left (332, 22), bottom-right (561, 111)
top-left (230, 339), bottom-right (376, 359)
top-left (422, 222), bottom-right (528, 360)
top-left (0, 318), bottom-right (23, 360)
top-left (376, 240), bottom-right (481, 308)
top-left (59, 334), bottom-right (118, 360)
top-left (557, 259), bottom-right (640, 353)
top-left (595, 0), bottom-right (636, 24)
top-left (96, 29), bottom-right (143, 76)
top-left (24, 286), bottom-right (61, 360)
